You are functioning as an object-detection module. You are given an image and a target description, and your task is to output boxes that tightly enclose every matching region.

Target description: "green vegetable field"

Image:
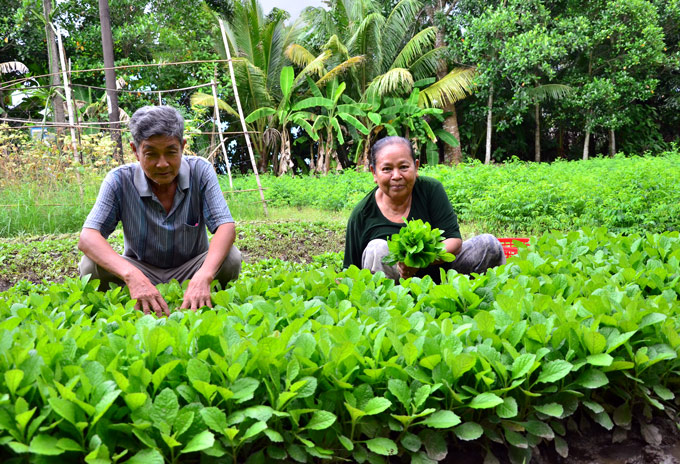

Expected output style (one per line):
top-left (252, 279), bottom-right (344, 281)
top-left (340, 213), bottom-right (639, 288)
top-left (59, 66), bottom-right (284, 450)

top-left (1, 228), bottom-right (678, 463)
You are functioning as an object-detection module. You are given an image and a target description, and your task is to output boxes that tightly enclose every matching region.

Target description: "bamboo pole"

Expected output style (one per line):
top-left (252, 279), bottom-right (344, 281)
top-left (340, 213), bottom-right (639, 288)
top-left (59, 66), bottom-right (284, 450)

top-left (218, 17), bottom-right (268, 217)
top-left (53, 23), bottom-right (83, 198)
top-left (211, 79), bottom-right (233, 189)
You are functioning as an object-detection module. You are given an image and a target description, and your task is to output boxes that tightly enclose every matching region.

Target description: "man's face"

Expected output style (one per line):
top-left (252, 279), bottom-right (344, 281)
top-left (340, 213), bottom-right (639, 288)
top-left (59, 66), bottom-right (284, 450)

top-left (131, 134), bottom-right (186, 186)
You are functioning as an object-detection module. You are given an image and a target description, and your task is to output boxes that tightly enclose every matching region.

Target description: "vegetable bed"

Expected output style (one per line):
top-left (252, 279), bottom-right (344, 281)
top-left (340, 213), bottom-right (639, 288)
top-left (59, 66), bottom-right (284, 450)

top-left (0, 228), bottom-right (679, 464)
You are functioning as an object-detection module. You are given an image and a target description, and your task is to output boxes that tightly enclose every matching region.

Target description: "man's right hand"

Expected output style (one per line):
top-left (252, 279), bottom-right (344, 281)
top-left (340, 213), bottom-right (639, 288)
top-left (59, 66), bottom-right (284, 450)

top-left (127, 274), bottom-right (169, 317)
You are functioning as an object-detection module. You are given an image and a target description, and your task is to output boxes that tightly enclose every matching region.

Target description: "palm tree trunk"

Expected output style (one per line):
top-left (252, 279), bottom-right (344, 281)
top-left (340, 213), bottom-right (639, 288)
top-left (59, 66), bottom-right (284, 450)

top-left (534, 102), bottom-right (541, 163)
top-left (485, 84), bottom-right (494, 165)
top-left (609, 129), bottom-right (615, 157)
top-left (435, 23), bottom-right (463, 165)
top-left (583, 126), bottom-right (591, 160)
top-left (98, 0), bottom-right (124, 164)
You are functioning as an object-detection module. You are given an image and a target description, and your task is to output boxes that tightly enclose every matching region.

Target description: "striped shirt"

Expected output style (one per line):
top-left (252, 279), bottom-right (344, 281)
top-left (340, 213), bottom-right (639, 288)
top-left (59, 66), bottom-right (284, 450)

top-left (83, 155), bottom-right (233, 269)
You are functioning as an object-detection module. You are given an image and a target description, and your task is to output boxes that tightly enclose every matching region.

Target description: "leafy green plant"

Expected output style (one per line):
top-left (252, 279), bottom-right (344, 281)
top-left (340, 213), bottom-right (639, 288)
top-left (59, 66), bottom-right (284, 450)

top-left (1, 228), bottom-right (680, 463)
top-left (383, 218), bottom-right (455, 268)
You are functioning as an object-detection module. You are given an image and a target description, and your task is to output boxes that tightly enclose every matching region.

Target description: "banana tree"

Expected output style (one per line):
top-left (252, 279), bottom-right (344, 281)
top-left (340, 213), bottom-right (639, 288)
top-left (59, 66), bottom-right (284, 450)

top-left (304, 79), bottom-right (369, 174)
top-left (245, 66), bottom-right (318, 175)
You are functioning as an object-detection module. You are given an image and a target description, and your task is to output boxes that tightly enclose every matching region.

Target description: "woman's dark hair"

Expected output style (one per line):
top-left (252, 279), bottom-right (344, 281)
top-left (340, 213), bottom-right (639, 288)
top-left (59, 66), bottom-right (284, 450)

top-left (369, 136), bottom-right (415, 169)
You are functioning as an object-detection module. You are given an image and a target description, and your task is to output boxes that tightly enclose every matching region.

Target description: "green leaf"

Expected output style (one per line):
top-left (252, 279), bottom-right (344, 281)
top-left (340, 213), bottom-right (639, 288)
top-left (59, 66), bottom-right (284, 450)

top-left (575, 369), bottom-right (609, 389)
top-left (151, 388), bottom-right (179, 425)
top-left (533, 403), bottom-right (563, 418)
top-left (524, 420), bottom-right (554, 439)
top-left (653, 385), bottom-right (675, 401)
top-left (639, 313), bottom-right (666, 329)
top-left (181, 430), bottom-right (215, 454)
top-left (388, 379), bottom-right (411, 409)
top-left (421, 410), bottom-right (461, 428)
top-left (245, 107), bottom-right (276, 123)
top-left (339, 435), bottom-right (354, 451)
top-left (362, 397), bottom-right (392, 415)
top-left (511, 354), bottom-right (536, 379)
top-left (152, 360), bottom-right (181, 390)
top-left (366, 437), bottom-right (398, 456)
top-left (496, 397), bottom-right (518, 419)
top-left (29, 435), bottom-right (64, 455)
top-left (306, 410), bottom-right (336, 430)
top-left (586, 353), bottom-right (613, 366)
top-left (536, 360), bottom-right (573, 384)
top-left (583, 331), bottom-right (607, 355)
top-left (243, 421), bottom-right (268, 440)
top-left (469, 392), bottom-right (503, 409)
top-left (124, 393), bottom-right (148, 411)
top-left (454, 422), bottom-right (483, 440)
top-left (4, 370), bottom-right (23, 395)
top-left (401, 432), bottom-right (421, 452)
top-left (187, 359), bottom-right (210, 384)
top-left (126, 449), bottom-right (164, 464)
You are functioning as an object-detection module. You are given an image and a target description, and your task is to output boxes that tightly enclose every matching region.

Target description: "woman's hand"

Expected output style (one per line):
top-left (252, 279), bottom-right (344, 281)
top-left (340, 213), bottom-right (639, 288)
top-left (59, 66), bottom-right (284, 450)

top-left (397, 262), bottom-right (419, 279)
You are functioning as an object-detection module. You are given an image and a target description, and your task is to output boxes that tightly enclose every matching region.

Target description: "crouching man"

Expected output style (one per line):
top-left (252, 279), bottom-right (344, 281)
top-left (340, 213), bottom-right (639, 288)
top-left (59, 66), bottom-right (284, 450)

top-left (78, 105), bottom-right (241, 316)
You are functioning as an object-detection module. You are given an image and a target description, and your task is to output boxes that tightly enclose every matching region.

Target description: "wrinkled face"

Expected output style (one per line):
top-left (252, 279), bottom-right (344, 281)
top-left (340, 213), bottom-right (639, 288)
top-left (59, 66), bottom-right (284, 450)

top-left (132, 134), bottom-right (186, 186)
top-left (370, 142), bottom-right (419, 202)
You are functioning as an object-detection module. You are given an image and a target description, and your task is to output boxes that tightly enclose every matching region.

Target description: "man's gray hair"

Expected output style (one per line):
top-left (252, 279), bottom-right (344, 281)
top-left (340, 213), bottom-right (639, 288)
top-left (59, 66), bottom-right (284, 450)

top-left (129, 105), bottom-right (185, 147)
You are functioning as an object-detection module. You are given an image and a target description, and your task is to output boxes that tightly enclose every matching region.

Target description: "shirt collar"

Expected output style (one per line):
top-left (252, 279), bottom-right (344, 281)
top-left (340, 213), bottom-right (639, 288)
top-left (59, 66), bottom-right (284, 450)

top-left (133, 156), bottom-right (190, 196)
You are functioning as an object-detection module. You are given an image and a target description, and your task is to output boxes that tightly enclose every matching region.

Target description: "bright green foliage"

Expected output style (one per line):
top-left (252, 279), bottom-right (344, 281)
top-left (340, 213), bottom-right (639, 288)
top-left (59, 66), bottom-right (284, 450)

top-left (1, 228), bottom-right (679, 462)
top-left (383, 219), bottom-right (455, 268)
top-left (230, 150), bottom-right (680, 234)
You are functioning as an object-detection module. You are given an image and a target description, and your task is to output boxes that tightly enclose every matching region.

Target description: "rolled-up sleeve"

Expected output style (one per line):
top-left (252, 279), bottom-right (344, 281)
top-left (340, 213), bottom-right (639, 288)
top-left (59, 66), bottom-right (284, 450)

top-left (83, 172), bottom-right (120, 238)
top-left (199, 162), bottom-right (233, 234)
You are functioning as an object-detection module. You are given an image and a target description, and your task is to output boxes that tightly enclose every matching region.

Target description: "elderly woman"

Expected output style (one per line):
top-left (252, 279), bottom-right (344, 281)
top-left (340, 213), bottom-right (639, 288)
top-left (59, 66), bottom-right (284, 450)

top-left (344, 136), bottom-right (505, 282)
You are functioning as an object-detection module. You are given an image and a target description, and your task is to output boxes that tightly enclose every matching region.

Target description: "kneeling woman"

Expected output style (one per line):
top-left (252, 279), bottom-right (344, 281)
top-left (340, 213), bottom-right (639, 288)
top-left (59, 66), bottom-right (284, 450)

top-left (343, 136), bottom-right (505, 282)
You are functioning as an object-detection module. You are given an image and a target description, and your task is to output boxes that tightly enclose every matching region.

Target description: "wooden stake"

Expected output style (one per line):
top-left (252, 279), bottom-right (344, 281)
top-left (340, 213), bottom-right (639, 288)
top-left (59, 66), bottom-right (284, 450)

top-left (53, 23), bottom-right (83, 198)
top-left (211, 79), bottom-right (233, 189)
top-left (218, 17), bottom-right (268, 217)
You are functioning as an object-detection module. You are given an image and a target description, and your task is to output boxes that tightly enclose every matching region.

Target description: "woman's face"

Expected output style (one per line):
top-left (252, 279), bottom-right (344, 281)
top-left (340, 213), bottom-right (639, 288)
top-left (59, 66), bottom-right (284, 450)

top-left (370, 142), bottom-right (419, 203)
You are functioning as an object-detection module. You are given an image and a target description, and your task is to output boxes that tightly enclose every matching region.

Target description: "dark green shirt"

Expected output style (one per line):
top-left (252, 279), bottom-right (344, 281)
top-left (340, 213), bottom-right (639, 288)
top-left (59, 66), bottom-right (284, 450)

top-left (343, 176), bottom-right (461, 268)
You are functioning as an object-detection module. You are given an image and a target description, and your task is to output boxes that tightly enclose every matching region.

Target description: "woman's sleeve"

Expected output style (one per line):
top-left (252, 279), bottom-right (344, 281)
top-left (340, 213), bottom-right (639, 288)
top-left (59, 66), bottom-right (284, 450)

top-left (343, 211), bottom-right (362, 269)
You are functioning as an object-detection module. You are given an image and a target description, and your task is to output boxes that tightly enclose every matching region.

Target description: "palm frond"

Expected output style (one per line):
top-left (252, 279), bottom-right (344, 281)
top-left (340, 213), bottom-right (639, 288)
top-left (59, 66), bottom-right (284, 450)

top-left (323, 35), bottom-right (350, 60)
top-left (285, 44), bottom-right (317, 68)
top-left (190, 92), bottom-right (240, 118)
top-left (0, 61), bottom-right (29, 75)
top-left (317, 56), bottom-right (365, 87)
top-left (347, 12), bottom-right (384, 57)
top-left (294, 50), bottom-right (332, 86)
top-left (232, 58), bottom-right (273, 112)
top-left (391, 27), bottom-right (436, 70)
top-left (367, 68), bottom-right (414, 98)
top-left (526, 84), bottom-right (572, 102)
top-left (418, 67), bottom-right (476, 108)
top-left (382, 0), bottom-right (422, 67)
top-left (408, 48), bottom-right (444, 81)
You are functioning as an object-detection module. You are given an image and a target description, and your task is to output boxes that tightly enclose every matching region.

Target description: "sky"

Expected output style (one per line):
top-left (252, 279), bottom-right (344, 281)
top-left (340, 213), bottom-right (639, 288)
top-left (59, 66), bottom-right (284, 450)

top-left (258, 0), bottom-right (325, 21)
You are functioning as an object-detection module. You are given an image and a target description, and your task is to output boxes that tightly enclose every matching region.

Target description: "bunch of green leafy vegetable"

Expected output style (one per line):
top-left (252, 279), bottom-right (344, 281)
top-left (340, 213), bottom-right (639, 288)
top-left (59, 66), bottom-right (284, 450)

top-left (383, 218), bottom-right (455, 268)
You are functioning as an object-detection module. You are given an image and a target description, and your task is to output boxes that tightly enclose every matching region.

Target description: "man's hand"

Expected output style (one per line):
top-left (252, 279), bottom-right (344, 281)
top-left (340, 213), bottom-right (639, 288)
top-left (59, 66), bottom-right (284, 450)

top-left (397, 262), bottom-right (419, 279)
top-left (128, 275), bottom-right (169, 317)
top-left (181, 272), bottom-right (213, 310)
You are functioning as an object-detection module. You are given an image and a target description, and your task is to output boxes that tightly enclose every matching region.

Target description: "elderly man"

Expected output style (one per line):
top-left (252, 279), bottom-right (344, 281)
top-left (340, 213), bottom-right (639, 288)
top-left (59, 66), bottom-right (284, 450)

top-left (78, 105), bottom-right (241, 316)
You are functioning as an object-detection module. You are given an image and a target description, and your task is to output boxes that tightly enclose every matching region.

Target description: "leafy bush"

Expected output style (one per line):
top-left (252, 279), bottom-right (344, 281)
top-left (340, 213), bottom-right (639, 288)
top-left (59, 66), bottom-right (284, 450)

top-left (228, 151), bottom-right (680, 234)
top-left (1, 228), bottom-right (679, 463)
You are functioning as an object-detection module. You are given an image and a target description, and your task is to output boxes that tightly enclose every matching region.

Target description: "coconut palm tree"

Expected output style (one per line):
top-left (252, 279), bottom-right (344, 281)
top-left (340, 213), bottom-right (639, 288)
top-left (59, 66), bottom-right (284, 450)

top-left (197, 0), bottom-right (305, 171)
top-left (297, 0), bottom-right (474, 115)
